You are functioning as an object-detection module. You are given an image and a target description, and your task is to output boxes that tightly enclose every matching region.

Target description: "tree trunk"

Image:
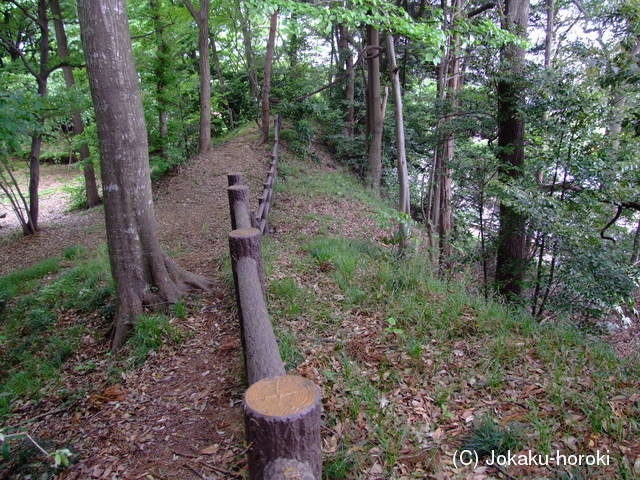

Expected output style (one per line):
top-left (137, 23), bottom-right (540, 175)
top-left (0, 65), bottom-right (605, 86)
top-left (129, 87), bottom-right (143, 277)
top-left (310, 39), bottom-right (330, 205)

top-left (631, 219), bottom-right (640, 266)
top-left (50, 0), bottom-right (101, 208)
top-left (386, 33), bottom-right (410, 249)
top-left (438, 0), bottom-right (463, 267)
top-left (24, 0), bottom-right (51, 234)
top-left (338, 25), bottom-right (355, 136)
top-left (244, 375), bottom-right (322, 480)
top-left (366, 25), bottom-right (384, 194)
top-left (27, 110), bottom-right (43, 234)
top-left (288, 13), bottom-right (299, 68)
top-left (259, 10), bottom-right (278, 145)
top-left (237, 0), bottom-right (260, 123)
top-left (428, 52), bottom-right (447, 240)
top-left (78, 0), bottom-right (211, 351)
top-left (184, 0), bottom-right (213, 153)
top-left (494, 0), bottom-right (530, 299)
top-left (149, 0), bottom-right (170, 160)
top-left (211, 33), bottom-right (234, 129)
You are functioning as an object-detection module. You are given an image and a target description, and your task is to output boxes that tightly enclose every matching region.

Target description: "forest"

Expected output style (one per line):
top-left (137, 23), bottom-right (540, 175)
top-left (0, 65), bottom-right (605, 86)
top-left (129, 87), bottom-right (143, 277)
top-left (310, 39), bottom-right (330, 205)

top-left (1, 0), bottom-right (639, 478)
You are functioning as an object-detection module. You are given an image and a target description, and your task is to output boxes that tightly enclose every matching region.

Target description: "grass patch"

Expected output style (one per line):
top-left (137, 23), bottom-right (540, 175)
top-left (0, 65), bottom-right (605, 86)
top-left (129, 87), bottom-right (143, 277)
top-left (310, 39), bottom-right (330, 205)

top-left (460, 415), bottom-right (523, 459)
top-left (0, 256), bottom-right (61, 302)
top-left (264, 142), bottom-right (640, 477)
top-left (125, 314), bottom-right (184, 365)
top-left (0, 247), bottom-right (113, 417)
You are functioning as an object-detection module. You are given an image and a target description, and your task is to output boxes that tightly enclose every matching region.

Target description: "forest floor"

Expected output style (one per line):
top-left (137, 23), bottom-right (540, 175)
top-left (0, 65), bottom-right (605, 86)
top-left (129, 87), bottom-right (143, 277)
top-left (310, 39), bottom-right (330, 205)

top-left (1, 124), bottom-right (272, 479)
top-left (2, 123), bottom-right (640, 480)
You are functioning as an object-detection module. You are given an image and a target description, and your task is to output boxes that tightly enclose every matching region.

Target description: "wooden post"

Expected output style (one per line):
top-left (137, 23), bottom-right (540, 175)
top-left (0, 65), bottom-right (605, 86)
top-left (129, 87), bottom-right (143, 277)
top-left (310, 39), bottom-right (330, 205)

top-left (235, 256), bottom-right (284, 384)
top-left (228, 184), bottom-right (251, 230)
top-left (229, 228), bottom-right (281, 383)
top-left (264, 459), bottom-right (315, 479)
top-left (229, 227), bottom-right (266, 301)
top-left (244, 375), bottom-right (322, 480)
top-left (228, 172), bottom-right (246, 186)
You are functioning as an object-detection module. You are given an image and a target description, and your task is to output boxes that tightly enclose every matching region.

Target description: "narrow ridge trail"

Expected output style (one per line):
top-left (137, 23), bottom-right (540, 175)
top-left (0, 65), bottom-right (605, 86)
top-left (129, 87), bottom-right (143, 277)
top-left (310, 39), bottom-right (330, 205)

top-left (3, 125), bottom-right (273, 480)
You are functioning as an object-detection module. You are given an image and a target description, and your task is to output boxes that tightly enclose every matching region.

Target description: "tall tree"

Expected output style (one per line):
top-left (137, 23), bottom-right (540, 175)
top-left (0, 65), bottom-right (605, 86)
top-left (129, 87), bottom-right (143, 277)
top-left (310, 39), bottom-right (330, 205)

top-left (149, 0), bottom-right (171, 159)
top-left (494, 0), bottom-right (531, 298)
top-left (438, 0), bottom-right (463, 266)
top-left (236, 0), bottom-right (260, 122)
top-left (337, 24), bottom-right (355, 136)
top-left (210, 30), bottom-right (234, 128)
top-left (183, 0), bottom-right (213, 153)
top-left (0, 0), bottom-right (54, 233)
top-left (259, 9), bottom-right (278, 145)
top-left (366, 24), bottom-right (386, 194)
top-left (50, 0), bottom-right (101, 208)
top-left (78, 0), bottom-right (211, 350)
top-left (387, 32), bottom-right (411, 249)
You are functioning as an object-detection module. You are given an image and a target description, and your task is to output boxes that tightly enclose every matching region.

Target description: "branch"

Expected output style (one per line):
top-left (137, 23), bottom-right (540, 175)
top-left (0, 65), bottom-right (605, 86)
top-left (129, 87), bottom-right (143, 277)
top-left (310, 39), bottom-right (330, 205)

top-left (183, 0), bottom-right (199, 19)
top-left (45, 59), bottom-right (85, 77)
top-left (601, 205), bottom-right (622, 243)
top-left (622, 201), bottom-right (640, 211)
top-left (467, 2), bottom-right (496, 18)
top-left (131, 23), bottom-right (174, 40)
top-left (6, 0), bottom-right (43, 28)
top-left (0, 32), bottom-right (39, 78)
top-left (539, 181), bottom-right (584, 193)
top-left (292, 45), bottom-right (371, 101)
top-left (600, 201), bottom-right (640, 243)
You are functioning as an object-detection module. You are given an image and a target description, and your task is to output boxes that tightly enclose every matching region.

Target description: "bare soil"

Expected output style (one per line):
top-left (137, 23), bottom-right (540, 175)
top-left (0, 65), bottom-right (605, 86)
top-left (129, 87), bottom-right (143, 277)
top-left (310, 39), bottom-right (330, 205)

top-left (1, 125), bottom-right (273, 479)
top-left (0, 163), bottom-right (104, 277)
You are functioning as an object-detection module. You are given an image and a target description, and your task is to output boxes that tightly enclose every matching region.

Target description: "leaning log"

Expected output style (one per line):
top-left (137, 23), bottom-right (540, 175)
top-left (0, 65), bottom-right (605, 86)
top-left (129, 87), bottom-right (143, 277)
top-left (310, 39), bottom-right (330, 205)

top-left (244, 375), bottom-right (322, 480)
top-left (229, 228), bottom-right (282, 383)
top-left (228, 172), bottom-right (246, 186)
top-left (228, 184), bottom-right (252, 230)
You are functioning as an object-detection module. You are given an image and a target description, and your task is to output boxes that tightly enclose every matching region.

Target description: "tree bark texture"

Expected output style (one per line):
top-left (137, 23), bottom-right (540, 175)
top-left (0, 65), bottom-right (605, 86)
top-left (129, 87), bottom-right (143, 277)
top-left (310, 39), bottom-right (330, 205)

top-left (386, 33), bottom-right (410, 249)
top-left (259, 10), bottom-right (278, 145)
top-left (366, 25), bottom-right (384, 194)
top-left (237, 0), bottom-right (260, 122)
top-left (211, 34), bottom-right (234, 128)
top-left (338, 25), bottom-right (355, 136)
top-left (50, 0), bottom-right (101, 208)
top-left (23, 0), bottom-right (50, 234)
top-left (149, 0), bottom-right (170, 159)
top-left (79, 0), bottom-right (211, 350)
top-left (631, 219), bottom-right (640, 266)
top-left (494, 0), bottom-right (530, 298)
top-left (228, 184), bottom-right (252, 230)
top-left (184, 0), bottom-right (213, 153)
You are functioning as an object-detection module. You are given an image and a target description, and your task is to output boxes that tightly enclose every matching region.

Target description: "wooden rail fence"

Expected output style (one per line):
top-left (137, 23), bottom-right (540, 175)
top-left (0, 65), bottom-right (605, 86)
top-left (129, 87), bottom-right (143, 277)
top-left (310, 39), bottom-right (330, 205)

top-left (228, 114), bottom-right (281, 235)
top-left (226, 116), bottom-right (322, 480)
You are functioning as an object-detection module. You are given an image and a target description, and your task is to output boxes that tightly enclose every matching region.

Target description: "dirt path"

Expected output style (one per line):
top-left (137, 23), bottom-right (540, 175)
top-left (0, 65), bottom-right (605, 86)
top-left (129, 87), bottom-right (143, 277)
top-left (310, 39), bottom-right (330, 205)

top-left (0, 164), bottom-right (105, 277)
top-left (2, 125), bottom-right (273, 479)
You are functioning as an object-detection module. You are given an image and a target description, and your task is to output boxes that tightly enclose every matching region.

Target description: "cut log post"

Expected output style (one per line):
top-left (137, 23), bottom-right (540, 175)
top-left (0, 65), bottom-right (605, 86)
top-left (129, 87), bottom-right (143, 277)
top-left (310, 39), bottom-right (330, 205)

top-left (229, 228), bottom-right (281, 383)
top-left (235, 256), bottom-right (284, 384)
top-left (228, 172), bottom-right (246, 187)
top-left (229, 227), bottom-right (266, 303)
top-left (264, 458), bottom-right (315, 480)
top-left (228, 184), bottom-right (252, 230)
top-left (244, 375), bottom-right (322, 480)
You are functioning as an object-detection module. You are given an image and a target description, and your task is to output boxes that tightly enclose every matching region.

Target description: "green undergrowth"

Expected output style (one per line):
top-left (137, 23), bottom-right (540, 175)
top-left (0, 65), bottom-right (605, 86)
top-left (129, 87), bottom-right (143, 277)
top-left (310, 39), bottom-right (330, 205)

top-left (0, 245), bottom-right (114, 418)
top-left (265, 151), bottom-right (640, 478)
top-left (0, 246), bottom-right (194, 475)
top-left (0, 244), bottom-right (194, 422)
top-left (125, 306), bottom-right (189, 366)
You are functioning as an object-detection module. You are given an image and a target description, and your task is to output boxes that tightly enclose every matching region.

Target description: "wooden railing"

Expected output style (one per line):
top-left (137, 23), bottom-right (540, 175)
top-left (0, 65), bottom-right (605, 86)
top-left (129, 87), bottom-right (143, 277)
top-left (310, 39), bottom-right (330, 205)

top-left (225, 117), bottom-right (322, 479)
top-left (257, 114), bottom-right (280, 234)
